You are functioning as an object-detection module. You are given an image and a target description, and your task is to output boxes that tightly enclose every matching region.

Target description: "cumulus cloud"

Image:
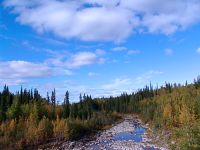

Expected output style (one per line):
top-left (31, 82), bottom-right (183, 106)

top-left (0, 61), bottom-right (52, 79)
top-left (3, 0), bottom-right (136, 42)
top-left (47, 50), bottom-right (105, 69)
top-left (0, 49), bottom-right (104, 86)
top-left (4, 0), bottom-right (200, 42)
top-left (67, 52), bottom-right (97, 68)
top-left (0, 61), bottom-right (53, 85)
top-left (121, 0), bottom-right (200, 34)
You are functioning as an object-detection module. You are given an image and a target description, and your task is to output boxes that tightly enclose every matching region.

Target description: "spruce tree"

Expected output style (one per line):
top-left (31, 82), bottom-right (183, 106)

top-left (47, 92), bottom-right (50, 104)
top-left (51, 89), bottom-right (56, 106)
top-left (63, 91), bottom-right (70, 118)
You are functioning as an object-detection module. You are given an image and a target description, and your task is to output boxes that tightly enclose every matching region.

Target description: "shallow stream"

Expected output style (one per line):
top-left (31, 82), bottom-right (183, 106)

top-left (39, 116), bottom-right (168, 150)
top-left (113, 125), bottom-right (146, 142)
top-left (87, 117), bottom-right (162, 150)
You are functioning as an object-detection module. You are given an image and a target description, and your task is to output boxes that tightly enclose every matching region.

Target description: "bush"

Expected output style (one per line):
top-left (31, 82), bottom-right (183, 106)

top-left (53, 116), bottom-right (69, 140)
top-left (25, 114), bottom-right (38, 144)
top-left (68, 120), bottom-right (88, 140)
top-left (37, 116), bottom-right (53, 141)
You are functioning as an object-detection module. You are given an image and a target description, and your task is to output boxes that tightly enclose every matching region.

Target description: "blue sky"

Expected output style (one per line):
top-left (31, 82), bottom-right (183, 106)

top-left (0, 0), bottom-right (200, 102)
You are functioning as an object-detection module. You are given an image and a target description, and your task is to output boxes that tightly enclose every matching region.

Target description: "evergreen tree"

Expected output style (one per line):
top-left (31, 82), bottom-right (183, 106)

top-left (20, 86), bottom-right (23, 104)
top-left (63, 91), bottom-right (70, 118)
top-left (51, 89), bottom-right (56, 106)
top-left (47, 92), bottom-right (50, 103)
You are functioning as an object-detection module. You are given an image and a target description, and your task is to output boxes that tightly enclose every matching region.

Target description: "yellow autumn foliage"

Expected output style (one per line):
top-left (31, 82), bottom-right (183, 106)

top-left (179, 104), bottom-right (195, 125)
top-left (53, 115), bottom-right (69, 140)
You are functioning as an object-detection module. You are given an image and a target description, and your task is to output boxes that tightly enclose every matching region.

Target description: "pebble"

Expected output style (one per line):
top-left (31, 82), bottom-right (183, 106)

top-left (46, 115), bottom-right (168, 150)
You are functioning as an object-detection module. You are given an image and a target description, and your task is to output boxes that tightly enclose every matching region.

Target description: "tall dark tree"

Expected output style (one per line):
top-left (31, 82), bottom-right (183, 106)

top-left (79, 93), bottom-right (82, 103)
top-left (20, 86), bottom-right (23, 104)
top-left (63, 91), bottom-right (70, 118)
top-left (51, 89), bottom-right (56, 106)
top-left (47, 92), bottom-right (50, 103)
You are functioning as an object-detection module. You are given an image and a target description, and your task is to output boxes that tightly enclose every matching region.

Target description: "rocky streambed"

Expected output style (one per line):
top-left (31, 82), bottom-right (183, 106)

top-left (40, 115), bottom-right (168, 150)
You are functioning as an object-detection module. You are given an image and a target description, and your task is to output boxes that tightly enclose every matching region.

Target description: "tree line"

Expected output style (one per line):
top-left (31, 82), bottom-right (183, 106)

top-left (0, 76), bottom-right (200, 149)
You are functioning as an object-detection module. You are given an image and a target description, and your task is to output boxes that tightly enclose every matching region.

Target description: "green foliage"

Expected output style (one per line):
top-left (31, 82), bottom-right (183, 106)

top-left (1, 77), bottom-right (200, 149)
top-left (68, 120), bottom-right (88, 140)
top-left (172, 122), bottom-right (200, 150)
top-left (53, 116), bottom-right (69, 139)
top-left (6, 97), bottom-right (21, 120)
top-left (63, 91), bottom-right (70, 118)
top-left (37, 116), bottom-right (53, 141)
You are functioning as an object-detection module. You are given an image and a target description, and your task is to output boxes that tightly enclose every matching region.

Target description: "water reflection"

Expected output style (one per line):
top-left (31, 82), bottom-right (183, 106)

top-left (113, 125), bottom-right (146, 142)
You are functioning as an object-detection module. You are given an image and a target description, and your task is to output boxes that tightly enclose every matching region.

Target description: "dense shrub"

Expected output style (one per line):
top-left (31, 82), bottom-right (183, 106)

top-left (68, 120), bottom-right (88, 140)
top-left (53, 116), bottom-right (69, 140)
top-left (37, 116), bottom-right (53, 141)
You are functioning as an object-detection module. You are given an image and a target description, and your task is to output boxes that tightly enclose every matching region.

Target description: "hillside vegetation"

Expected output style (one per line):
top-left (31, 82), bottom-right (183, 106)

top-left (0, 77), bottom-right (200, 149)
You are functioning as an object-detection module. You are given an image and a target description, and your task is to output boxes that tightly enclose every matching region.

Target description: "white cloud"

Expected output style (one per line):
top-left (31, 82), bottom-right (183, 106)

top-left (0, 61), bottom-right (52, 79)
top-left (0, 50), bottom-right (101, 85)
top-left (35, 36), bottom-right (68, 46)
top-left (164, 48), bottom-right (173, 55)
top-left (46, 50), bottom-right (105, 69)
top-left (88, 72), bottom-right (98, 77)
top-left (36, 80), bottom-right (91, 102)
top-left (127, 50), bottom-right (140, 55)
top-left (197, 48), bottom-right (200, 54)
top-left (102, 78), bottom-right (131, 90)
top-left (3, 0), bottom-right (136, 42)
top-left (101, 70), bottom-right (163, 95)
top-left (35, 70), bottom-right (164, 102)
top-left (112, 47), bottom-right (127, 52)
top-left (0, 60), bottom-right (74, 85)
top-left (112, 47), bottom-right (141, 56)
top-left (85, 0), bottom-right (120, 7)
top-left (0, 61), bottom-right (53, 85)
top-left (121, 0), bottom-right (200, 34)
top-left (90, 70), bottom-right (163, 99)
top-left (135, 70), bottom-right (163, 84)
top-left (64, 70), bottom-right (74, 76)
top-left (95, 49), bottom-right (106, 55)
top-left (0, 78), bottom-right (27, 86)
top-left (4, 0), bottom-right (200, 42)
top-left (98, 58), bottom-right (106, 64)
top-left (67, 52), bottom-right (97, 68)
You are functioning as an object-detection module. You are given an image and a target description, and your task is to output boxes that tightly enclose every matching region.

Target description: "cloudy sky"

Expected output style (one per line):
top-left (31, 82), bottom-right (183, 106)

top-left (1, 0), bottom-right (200, 102)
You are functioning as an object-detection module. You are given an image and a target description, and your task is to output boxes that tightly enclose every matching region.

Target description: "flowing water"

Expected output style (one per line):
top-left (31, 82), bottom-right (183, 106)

top-left (113, 125), bottom-right (146, 142)
top-left (40, 116), bottom-right (168, 150)
top-left (85, 116), bottom-right (166, 150)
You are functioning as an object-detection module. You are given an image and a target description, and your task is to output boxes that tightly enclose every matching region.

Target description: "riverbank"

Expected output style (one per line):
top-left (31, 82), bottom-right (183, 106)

top-left (38, 115), bottom-right (168, 150)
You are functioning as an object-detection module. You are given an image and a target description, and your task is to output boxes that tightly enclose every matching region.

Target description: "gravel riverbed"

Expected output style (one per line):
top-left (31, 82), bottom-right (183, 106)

top-left (40, 115), bottom-right (168, 150)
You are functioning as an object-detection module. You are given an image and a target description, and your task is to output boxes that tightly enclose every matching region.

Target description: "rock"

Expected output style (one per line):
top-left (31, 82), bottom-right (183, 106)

top-left (55, 115), bottom-right (169, 150)
top-left (171, 141), bottom-right (175, 144)
top-left (69, 142), bottom-right (75, 148)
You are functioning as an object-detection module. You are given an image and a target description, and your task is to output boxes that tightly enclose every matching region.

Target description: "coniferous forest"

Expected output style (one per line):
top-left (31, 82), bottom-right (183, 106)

top-left (0, 77), bottom-right (200, 149)
top-left (2, 0), bottom-right (200, 149)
